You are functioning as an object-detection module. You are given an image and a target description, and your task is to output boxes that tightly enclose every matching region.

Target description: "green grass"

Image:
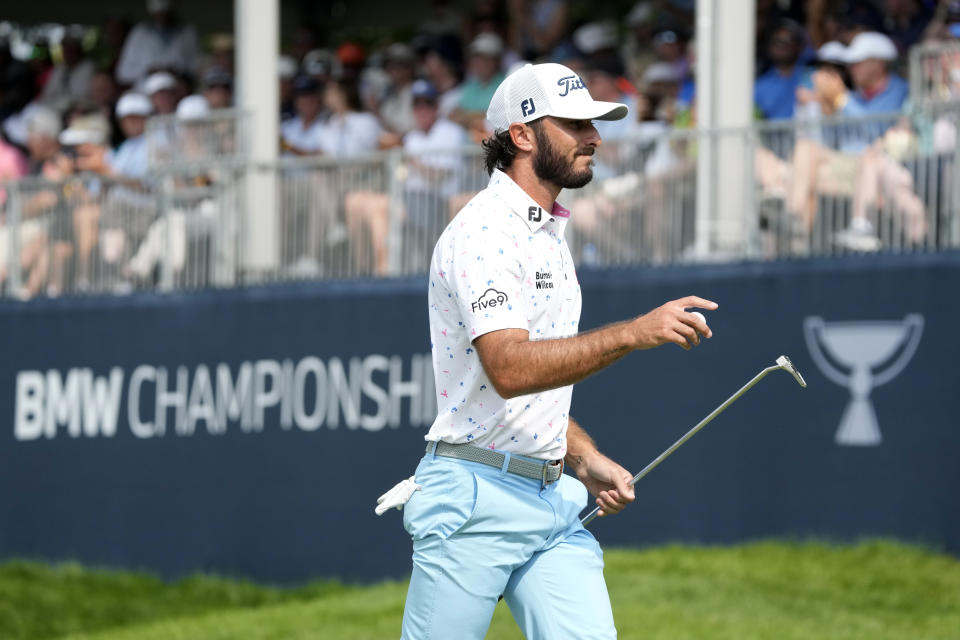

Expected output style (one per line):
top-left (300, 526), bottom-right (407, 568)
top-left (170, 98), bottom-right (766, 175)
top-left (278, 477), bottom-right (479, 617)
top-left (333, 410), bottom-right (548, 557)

top-left (2, 540), bottom-right (959, 640)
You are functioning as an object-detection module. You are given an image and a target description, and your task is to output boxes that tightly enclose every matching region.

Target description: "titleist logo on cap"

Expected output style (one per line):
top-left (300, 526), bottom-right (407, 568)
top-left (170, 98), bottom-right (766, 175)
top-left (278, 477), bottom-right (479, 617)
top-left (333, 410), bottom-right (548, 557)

top-left (557, 75), bottom-right (586, 97)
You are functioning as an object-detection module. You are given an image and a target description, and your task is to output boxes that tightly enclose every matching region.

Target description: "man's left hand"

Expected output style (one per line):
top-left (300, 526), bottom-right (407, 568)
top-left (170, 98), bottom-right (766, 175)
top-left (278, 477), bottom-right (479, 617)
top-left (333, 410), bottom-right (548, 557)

top-left (574, 452), bottom-right (635, 517)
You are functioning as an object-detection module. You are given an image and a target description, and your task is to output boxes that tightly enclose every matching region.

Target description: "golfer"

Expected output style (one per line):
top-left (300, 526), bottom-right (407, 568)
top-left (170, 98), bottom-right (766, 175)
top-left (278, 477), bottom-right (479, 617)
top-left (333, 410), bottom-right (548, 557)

top-left (393, 62), bottom-right (717, 639)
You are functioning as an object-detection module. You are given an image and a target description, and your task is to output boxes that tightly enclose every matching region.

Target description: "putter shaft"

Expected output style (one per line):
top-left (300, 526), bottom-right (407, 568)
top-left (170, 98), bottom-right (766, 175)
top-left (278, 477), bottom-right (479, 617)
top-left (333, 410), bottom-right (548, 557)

top-left (581, 359), bottom-right (801, 526)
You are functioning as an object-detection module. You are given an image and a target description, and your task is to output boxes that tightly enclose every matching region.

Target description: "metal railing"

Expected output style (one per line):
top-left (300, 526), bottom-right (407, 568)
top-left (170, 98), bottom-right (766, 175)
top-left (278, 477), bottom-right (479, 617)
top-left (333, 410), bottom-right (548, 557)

top-left (2, 104), bottom-right (959, 299)
top-left (749, 107), bottom-right (960, 259)
top-left (146, 109), bottom-right (249, 167)
top-left (562, 106), bottom-right (959, 266)
top-left (910, 40), bottom-right (960, 106)
top-left (562, 124), bottom-right (697, 266)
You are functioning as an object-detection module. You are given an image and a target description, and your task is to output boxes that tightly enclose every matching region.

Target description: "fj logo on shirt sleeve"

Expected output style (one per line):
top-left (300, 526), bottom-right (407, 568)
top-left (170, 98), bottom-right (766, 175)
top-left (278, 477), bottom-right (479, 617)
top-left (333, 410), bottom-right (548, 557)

top-left (471, 288), bottom-right (508, 312)
top-left (528, 206), bottom-right (542, 222)
top-left (521, 98), bottom-right (536, 117)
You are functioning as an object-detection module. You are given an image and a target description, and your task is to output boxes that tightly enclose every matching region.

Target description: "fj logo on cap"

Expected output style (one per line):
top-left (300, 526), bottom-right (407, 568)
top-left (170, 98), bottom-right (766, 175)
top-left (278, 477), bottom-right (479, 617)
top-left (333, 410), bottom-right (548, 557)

top-left (557, 75), bottom-right (586, 97)
top-left (521, 98), bottom-right (536, 117)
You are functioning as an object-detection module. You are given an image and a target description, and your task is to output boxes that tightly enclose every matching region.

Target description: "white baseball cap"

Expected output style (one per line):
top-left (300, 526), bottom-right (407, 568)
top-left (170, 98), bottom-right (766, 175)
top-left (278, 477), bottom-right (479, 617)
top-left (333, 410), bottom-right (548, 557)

top-left (816, 41), bottom-right (848, 64)
top-left (142, 71), bottom-right (176, 95)
top-left (486, 62), bottom-right (628, 132)
top-left (116, 92), bottom-right (153, 118)
top-left (59, 114), bottom-right (110, 145)
top-left (627, 2), bottom-right (653, 27)
top-left (176, 94), bottom-right (210, 120)
top-left (277, 55), bottom-right (298, 79)
top-left (573, 22), bottom-right (618, 55)
top-left (468, 33), bottom-right (504, 57)
top-left (842, 32), bottom-right (898, 64)
top-left (26, 106), bottom-right (63, 140)
top-left (642, 61), bottom-right (681, 84)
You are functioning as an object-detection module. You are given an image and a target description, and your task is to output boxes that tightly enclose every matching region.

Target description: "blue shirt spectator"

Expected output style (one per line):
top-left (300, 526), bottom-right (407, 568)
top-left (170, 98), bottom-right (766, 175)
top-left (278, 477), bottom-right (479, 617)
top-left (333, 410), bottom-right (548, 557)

top-left (754, 20), bottom-right (808, 120)
top-left (755, 64), bottom-right (809, 120)
top-left (835, 32), bottom-right (909, 151)
top-left (677, 77), bottom-right (695, 109)
top-left (451, 34), bottom-right (505, 136)
top-left (845, 74), bottom-right (909, 115)
top-left (108, 134), bottom-right (149, 177)
top-left (840, 32), bottom-right (908, 115)
top-left (832, 73), bottom-right (908, 153)
top-left (108, 93), bottom-right (152, 177)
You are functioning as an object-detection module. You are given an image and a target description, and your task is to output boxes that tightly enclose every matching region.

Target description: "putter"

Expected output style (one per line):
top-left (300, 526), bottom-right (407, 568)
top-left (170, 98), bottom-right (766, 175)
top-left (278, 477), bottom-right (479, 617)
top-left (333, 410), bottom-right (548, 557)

top-left (581, 355), bottom-right (807, 526)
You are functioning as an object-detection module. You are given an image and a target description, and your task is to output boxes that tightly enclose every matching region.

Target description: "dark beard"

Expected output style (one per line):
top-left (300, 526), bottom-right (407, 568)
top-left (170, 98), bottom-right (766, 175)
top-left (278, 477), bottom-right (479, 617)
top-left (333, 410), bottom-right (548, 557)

top-left (532, 124), bottom-right (593, 189)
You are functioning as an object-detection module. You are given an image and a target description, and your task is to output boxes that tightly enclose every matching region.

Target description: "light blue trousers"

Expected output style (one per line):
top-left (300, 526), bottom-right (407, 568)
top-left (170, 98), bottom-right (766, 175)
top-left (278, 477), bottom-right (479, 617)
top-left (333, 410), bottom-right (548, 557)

top-left (400, 447), bottom-right (617, 639)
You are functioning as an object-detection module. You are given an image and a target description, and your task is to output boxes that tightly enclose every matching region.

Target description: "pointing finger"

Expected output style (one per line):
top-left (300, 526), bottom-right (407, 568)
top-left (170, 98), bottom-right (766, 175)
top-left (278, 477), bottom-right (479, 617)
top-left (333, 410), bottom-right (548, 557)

top-left (681, 296), bottom-right (718, 311)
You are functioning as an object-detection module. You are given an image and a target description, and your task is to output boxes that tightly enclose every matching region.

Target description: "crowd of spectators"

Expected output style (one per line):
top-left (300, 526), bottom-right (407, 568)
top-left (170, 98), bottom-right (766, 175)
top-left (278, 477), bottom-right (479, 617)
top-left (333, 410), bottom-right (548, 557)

top-left (2, 0), bottom-right (960, 293)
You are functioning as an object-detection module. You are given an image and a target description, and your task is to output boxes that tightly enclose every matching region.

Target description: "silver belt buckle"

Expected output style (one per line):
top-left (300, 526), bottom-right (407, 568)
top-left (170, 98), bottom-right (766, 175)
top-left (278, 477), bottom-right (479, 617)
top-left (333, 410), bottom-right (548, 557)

top-left (542, 459), bottom-right (562, 485)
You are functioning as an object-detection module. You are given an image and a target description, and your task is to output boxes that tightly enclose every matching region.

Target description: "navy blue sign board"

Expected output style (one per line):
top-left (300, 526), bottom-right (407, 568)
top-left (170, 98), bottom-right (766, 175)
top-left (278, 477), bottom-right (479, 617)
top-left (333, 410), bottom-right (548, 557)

top-left (1, 253), bottom-right (957, 583)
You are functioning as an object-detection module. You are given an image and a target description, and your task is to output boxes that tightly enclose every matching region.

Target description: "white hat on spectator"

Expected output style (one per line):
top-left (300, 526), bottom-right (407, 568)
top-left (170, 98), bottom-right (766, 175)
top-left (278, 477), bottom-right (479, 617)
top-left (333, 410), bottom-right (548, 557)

top-left (26, 105), bottom-right (62, 139)
top-left (573, 22), bottom-right (618, 55)
top-left (176, 94), bottom-right (210, 120)
top-left (383, 42), bottom-right (416, 65)
top-left (468, 33), bottom-right (504, 57)
top-left (278, 55), bottom-right (298, 79)
top-left (642, 62), bottom-right (681, 85)
top-left (627, 2), bottom-right (653, 27)
top-left (816, 41), bottom-right (848, 64)
top-left (59, 114), bottom-right (110, 145)
top-left (303, 48), bottom-right (335, 76)
top-left (2, 103), bottom-right (48, 146)
top-left (142, 71), bottom-right (177, 95)
top-left (842, 32), bottom-right (898, 64)
top-left (116, 92), bottom-right (153, 118)
top-left (486, 62), bottom-right (628, 132)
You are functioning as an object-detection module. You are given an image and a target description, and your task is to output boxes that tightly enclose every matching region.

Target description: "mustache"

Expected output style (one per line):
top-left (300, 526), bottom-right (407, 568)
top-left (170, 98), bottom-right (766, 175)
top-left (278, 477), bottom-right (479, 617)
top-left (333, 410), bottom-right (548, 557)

top-left (576, 148), bottom-right (595, 156)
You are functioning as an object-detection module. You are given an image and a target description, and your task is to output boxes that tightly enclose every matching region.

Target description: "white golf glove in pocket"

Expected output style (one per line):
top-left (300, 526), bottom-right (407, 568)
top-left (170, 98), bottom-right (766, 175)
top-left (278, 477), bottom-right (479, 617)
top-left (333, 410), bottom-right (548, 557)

top-left (375, 476), bottom-right (422, 515)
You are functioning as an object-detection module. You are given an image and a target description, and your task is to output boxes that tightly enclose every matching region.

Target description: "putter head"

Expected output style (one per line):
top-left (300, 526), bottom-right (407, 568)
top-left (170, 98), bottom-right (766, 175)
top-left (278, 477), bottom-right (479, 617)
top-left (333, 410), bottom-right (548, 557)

top-left (776, 355), bottom-right (807, 388)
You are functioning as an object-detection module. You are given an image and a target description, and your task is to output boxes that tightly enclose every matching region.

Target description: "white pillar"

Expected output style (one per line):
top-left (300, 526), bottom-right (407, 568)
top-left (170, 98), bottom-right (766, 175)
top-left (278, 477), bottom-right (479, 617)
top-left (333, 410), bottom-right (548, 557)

top-left (235, 0), bottom-right (279, 273)
top-left (695, 0), bottom-right (755, 258)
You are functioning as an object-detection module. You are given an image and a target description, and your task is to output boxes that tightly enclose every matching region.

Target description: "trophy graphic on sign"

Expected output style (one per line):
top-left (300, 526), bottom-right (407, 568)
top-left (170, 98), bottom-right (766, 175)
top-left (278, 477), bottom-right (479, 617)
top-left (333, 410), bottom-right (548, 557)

top-left (804, 314), bottom-right (923, 446)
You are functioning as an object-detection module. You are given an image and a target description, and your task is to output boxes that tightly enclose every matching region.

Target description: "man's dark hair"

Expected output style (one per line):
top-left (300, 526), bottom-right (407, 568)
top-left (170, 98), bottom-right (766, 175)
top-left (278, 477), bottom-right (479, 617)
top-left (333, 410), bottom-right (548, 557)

top-left (481, 119), bottom-right (542, 175)
top-left (330, 77), bottom-right (364, 112)
top-left (481, 129), bottom-right (516, 175)
top-left (771, 18), bottom-right (806, 47)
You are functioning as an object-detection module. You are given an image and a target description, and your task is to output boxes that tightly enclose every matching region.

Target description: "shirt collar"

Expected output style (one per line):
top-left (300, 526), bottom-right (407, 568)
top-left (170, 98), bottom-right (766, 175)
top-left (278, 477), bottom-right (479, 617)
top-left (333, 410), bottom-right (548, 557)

top-left (488, 169), bottom-right (569, 232)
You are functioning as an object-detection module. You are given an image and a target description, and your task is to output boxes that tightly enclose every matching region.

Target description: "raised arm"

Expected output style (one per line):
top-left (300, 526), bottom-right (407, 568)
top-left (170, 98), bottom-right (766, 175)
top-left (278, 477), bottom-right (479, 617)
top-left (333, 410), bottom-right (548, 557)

top-left (473, 295), bottom-right (717, 399)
